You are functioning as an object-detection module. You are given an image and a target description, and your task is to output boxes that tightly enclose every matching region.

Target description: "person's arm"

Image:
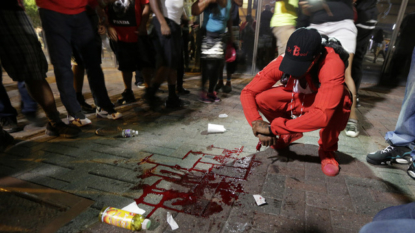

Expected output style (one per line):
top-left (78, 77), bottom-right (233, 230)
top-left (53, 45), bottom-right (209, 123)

top-left (269, 49), bottom-right (349, 135)
top-left (233, 0), bottom-right (242, 7)
top-left (227, 15), bottom-right (233, 43)
top-left (192, 0), bottom-right (227, 16)
top-left (240, 56), bottom-right (284, 127)
top-left (138, 3), bottom-right (150, 35)
top-left (298, 0), bottom-right (311, 16)
top-left (149, 0), bottom-right (170, 35)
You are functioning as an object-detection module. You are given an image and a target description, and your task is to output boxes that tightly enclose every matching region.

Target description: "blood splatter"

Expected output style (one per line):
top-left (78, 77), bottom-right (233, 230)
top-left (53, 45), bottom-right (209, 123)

top-left (132, 145), bottom-right (261, 218)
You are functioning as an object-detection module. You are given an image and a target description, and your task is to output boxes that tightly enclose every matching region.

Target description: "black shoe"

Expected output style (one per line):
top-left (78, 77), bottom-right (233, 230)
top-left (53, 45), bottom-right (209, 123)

top-left (45, 121), bottom-right (81, 138)
top-left (117, 89), bottom-right (136, 105)
top-left (0, 117), bottom-right (23, 133)
top-left (0, 129), bottom-right (14, 152)
top-left (215, 83), bottom-right (224, 92)
top-left (177, 87), bottom-right (190, 95)
top-left (407, 161), bottom-right (415, 180)
top-left (165, 96), bottom-right (185, 109)
top-left (356, 94), bottom-right (361, 108)
top-left (366, 145), bottom-right (412, 165)
top-left (222, 84), bottom-right (232, 93)
top-left (77, 93), bottom-right (96, 114)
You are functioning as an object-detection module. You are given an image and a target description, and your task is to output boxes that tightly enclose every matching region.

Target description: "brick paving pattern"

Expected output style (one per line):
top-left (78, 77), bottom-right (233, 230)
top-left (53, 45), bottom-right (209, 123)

top-left (1, 69), bottom-right (414, 233)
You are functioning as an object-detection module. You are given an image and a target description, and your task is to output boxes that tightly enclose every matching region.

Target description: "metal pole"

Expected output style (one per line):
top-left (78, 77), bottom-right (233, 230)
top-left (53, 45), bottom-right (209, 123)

top-left (251, 0), bottom-right (262, 75)
top-left (381, 0), bottom-right (408, 74)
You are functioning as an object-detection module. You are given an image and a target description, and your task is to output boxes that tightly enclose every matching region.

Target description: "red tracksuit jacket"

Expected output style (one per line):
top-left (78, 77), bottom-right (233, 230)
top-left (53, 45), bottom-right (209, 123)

top-left (241, 47), bottom-right (350, 135)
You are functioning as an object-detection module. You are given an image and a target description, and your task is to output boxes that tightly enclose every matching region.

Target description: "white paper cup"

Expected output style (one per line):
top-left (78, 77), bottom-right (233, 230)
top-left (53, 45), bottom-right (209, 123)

top-left (208, 123), bottom-right (226, 133)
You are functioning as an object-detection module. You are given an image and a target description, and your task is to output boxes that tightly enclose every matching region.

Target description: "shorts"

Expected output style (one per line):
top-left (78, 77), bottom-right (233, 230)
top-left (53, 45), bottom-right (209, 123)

top-left (0, 10), bottom-right (47, 82)
top-left (116, 38), bottom-right (155, 72)
top-left (152, 17), bottom-right (182, 69)
top-left (309, 19), bottom-right (357, 54)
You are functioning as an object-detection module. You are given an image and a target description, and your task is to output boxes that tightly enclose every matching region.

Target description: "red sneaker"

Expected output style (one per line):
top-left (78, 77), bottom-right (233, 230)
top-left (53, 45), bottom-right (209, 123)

top-left (319, 150), bottom-right (339, 177)
top-left (271, 133), bottom-right (303, 149)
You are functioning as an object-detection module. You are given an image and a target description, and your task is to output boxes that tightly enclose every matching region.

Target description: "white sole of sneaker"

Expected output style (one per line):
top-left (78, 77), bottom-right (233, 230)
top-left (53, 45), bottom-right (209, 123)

top-left (345, 131), bottom-right (360, 137)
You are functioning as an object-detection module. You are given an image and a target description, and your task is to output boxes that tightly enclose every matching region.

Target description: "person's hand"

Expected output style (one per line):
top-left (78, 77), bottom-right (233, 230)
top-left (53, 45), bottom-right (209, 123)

top-left (252, 120), bottom-right (272, 136)
top-left (98, 25), bottom-right (106, 35)
top-left (136, 25), bottom-right (147, 36)
top-left (108, 27), bottom-right (118, 41)
top-left (258, 134), bottom-right (277, 147)
top-left (160, 22), bottom-right (171, 36)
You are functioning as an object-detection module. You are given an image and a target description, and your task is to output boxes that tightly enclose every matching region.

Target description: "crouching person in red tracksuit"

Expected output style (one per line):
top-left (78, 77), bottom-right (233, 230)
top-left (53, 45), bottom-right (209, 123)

top-left (240, 28), bottom-right (352, 177)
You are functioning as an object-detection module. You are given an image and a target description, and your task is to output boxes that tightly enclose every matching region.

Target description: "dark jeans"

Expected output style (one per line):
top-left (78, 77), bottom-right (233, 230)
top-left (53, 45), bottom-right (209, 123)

top-left (39, 9), bottom-right (113, 116)
top-left (359, 202), bottom-right (415, 233)
top-left (0, 68), bottom-right (37, 118)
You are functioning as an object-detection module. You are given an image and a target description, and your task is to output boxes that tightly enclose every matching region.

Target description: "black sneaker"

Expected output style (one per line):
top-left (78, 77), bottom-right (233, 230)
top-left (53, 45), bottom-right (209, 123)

top-left (45, 122), bottom-right (81, 138)
top-left (366, 145), bottom-right (412, 165)
top-left (407, 161), bottom-right (415, 180)
top-left (177, 87), bottom-right (190, 95)
top-left (144, 88), bottom-right (162, 110)
top-left (77, 93), bottom-right (96, 114)
top-left (165, 96), bottom-right (185, 108)
top-left (0, 117), bottom-right (23, 133)
top-left (0, 129), bottom-right (14, 152)
top-left (117, 89), bottom-right (136, 105)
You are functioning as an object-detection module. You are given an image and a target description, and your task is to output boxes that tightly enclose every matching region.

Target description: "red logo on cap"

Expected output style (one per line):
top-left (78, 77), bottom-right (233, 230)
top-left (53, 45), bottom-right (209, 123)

top-left (292, 45), bottom-right (309, 57)
top-left (293, 46), bottom-right (300, 56)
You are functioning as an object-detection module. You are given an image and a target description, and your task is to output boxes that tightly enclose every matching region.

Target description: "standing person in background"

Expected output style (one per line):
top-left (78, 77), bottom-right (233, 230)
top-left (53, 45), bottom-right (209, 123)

top-left (270, 0), bottom-right (298, 56)
top-left (36, 0), bottom-right (122, 123)
top-left (1, 63), bottom-right (39, 133)
top-left (104, 0), bottom-right (154, 106)
top-left (372, 28), bottom-right (384, 63)
top-left (300, 0), bottom-right (360, 138)
top-left (1, 0), bottom-right (81, 138)
top-left (352, 0), bottom-right (378, 107)
top-left (216, 0), bottom-right (242, 93)
top-left (146, 0), bottom-right (185, 109)
top-left (72, 1), bottom-right (106, 115)
top-left (192, 0), bottom-right (232, 103)
top-left (176, 12), bottom-right (191, 95)
top-left (366, 48), bottom-right (415, 180)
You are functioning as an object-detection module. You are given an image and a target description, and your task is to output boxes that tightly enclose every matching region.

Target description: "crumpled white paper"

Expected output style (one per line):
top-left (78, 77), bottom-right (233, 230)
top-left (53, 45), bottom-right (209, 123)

top-left (208, 123), bottom-right (226, 133)
top-left (219, 114), bottom-right (228, 118)
top-left (167, 212), bottom-right (179, 230)
top-left (122, 202), bottom-right (146, 215)
top-left (253, 195), bottom-right (267, 206)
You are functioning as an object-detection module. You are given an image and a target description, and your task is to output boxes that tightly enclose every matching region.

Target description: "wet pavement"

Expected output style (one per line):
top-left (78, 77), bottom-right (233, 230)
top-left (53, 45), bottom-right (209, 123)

top-left (1, 67), bottom-right (414, 233)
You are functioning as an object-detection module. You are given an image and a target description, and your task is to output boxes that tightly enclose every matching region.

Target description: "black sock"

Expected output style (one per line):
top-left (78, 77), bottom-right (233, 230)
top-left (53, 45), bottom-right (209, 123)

top-left (168, 85), bottom-right (178, 99)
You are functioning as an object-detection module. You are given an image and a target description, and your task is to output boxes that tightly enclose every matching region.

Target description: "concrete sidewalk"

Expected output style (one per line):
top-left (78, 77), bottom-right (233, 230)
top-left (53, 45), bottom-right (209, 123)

top-left (1, 68), bottom-right (414, 233)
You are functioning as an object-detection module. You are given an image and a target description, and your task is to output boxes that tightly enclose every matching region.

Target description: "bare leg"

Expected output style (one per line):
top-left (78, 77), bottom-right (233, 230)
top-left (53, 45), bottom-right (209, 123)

top-left (73, 64), bottom-right (85, 93)
top-left (122, 71), bottom-right (133, 90)
top-left (141, 68), bottom-right (154, 88)
top-left (25, 79), bottom-right (60, 123)
top-left (344, 53), bottom-right (357, 121)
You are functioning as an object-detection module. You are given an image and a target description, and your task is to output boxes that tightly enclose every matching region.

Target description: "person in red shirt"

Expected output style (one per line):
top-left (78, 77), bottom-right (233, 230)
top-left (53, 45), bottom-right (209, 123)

top-left (241, 28), bottom-right (352, 177)
top-left (104, 0), bottom-right (153, 105)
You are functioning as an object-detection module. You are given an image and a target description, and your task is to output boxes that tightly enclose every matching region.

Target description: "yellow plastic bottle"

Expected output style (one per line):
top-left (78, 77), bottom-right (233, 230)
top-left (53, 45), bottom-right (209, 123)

top-left (99, 207), bottom-right (151, 231)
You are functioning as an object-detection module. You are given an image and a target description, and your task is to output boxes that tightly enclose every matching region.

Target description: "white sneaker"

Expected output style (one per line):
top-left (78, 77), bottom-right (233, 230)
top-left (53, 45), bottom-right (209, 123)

top-left (96, 107), bottom-right (122, 120)
top-left (344, 120), bottom-right (360, 137)
top-left (68, 115), bottom-right (92, 127)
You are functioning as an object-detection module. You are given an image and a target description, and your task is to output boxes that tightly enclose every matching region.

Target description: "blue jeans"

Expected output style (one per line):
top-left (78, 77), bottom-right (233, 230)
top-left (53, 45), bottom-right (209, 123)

top-left (359, 202), bottom-right (415, 233)
top-left (39, 9), bottom-right (113, 116)
top-left (385, 48), bottom-right (415, 158)
top-left (1, 67), bottom-right (37, 118)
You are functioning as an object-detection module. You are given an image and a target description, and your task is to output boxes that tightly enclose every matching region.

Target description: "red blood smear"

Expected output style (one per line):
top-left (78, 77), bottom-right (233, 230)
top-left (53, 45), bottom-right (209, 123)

top-left (133, 146), bottom-right (261, 218)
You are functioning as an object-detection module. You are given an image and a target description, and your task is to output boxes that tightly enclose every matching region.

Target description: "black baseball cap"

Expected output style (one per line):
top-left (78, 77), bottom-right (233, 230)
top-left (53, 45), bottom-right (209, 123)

top-left (280, 28), bottom-right (322, 77)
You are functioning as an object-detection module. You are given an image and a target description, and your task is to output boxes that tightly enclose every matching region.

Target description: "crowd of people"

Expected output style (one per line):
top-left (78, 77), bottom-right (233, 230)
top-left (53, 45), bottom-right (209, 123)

top-left (1, 0), bottom-right (415, 231)
top-left (0, 0), bottom-right (414, 178)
